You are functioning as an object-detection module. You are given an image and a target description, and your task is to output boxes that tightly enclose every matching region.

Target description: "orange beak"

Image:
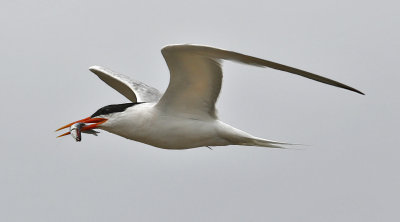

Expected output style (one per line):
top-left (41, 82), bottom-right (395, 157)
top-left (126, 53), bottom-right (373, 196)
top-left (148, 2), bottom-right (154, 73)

top-left (56, 117), bottom-right (107, 138)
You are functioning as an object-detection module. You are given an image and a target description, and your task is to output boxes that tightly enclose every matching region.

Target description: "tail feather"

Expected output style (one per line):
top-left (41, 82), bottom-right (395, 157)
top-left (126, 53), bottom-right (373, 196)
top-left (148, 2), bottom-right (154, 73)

top-left (246, 137), bottom-right (293, 149)
top-left (216, 122), bottom-right (298, 149)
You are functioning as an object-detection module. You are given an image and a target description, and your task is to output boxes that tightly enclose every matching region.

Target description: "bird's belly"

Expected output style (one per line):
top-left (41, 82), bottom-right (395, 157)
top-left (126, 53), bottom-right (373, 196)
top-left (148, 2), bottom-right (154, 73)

top-left (109, 118), bottom-right (229, 149)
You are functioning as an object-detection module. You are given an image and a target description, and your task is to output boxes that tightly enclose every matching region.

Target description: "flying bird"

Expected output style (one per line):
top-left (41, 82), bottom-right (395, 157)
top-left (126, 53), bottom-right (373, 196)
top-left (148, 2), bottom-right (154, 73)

top-left (56, 44), bottom-right (363, 149)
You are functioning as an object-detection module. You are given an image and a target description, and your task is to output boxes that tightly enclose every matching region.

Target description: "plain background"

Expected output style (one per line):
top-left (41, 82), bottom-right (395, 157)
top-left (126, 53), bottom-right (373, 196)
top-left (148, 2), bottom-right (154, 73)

top-left (1, 0), bottom-right (399, 221)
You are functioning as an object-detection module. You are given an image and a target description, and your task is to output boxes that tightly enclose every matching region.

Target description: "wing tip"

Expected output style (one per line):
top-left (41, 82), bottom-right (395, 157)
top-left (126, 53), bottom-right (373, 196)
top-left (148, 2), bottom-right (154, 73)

top-left (345, 86), bottom-right (365, 95)
top-left (89, 65), bottom-right (105, 73)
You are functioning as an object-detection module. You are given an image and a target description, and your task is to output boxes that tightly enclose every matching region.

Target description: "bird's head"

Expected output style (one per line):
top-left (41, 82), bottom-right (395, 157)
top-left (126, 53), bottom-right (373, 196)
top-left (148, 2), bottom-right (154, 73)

top-left (56, 103), bottom-right (140, 138)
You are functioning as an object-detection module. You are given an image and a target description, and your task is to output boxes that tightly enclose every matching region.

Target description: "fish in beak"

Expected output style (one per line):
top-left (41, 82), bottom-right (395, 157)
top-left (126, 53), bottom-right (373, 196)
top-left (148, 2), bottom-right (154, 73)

top-left (56, 117), bottom-right (107, 141)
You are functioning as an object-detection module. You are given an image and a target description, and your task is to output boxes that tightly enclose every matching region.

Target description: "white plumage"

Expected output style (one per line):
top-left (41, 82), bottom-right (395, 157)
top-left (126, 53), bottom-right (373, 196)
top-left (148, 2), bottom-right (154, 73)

top-left (57, 44), bottom-right (363, 149)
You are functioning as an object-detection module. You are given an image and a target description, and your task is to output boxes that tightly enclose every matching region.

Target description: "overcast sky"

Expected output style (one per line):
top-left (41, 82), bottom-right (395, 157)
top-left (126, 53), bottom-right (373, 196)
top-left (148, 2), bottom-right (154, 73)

top-left (1, 0), bottom-right (399, 221)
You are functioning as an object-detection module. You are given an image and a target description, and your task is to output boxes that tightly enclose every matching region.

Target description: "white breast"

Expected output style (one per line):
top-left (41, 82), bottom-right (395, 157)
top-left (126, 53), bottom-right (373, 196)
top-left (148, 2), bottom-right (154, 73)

top-left (98, 103), bottom-right (230, 149)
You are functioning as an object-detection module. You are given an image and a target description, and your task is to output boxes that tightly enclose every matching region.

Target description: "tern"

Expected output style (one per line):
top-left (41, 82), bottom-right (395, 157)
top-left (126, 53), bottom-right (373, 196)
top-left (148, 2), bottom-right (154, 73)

top-left (56, 44), bottom-right (363, 149)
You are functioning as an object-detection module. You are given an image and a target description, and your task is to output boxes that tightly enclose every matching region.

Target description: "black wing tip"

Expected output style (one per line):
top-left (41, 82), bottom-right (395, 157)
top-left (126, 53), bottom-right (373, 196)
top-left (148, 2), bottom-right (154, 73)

top-left (347, 87), bottom-right (365, 95)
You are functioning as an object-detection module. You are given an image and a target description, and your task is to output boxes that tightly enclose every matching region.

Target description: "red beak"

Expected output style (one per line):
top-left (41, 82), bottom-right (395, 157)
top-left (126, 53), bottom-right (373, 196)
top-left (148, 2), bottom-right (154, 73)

top-left (56, 117), bottom-right (107, 138)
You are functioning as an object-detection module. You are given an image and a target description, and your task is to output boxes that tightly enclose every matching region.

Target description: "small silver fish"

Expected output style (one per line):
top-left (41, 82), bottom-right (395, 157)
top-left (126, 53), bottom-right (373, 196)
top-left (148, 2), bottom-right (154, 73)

top-left (69, 123), bottom-right (100, 142)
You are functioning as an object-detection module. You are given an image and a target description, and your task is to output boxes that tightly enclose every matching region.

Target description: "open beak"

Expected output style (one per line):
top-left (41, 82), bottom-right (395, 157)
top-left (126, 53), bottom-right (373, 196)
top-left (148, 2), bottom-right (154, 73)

top-left (56, 117), bottom-right (107, 138)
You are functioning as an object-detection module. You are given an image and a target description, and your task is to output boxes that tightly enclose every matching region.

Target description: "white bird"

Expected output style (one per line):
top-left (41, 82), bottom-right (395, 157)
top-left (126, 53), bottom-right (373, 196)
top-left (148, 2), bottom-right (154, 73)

top-left (56, 44), bottom-right (363, 149)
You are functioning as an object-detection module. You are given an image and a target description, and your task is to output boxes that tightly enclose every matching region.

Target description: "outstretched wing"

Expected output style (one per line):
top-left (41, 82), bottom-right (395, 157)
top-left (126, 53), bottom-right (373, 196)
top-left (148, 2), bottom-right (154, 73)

top-left (89, 65), bottom-right (161, 103)
top-left (156, 44), bottom-right (363, 119)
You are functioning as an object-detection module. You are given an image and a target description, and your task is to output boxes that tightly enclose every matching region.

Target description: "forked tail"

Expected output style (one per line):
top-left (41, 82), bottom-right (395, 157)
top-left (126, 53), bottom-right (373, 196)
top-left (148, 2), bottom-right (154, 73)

top-left (247, 137), bottom-right (291, 149)
top-left (217, 121), bottom-right (296, 149)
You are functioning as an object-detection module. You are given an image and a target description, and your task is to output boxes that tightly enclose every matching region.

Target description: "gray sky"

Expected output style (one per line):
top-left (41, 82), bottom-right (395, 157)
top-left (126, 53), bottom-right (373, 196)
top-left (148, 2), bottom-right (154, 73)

top-left (1, 0), bottom-right (399, 221)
